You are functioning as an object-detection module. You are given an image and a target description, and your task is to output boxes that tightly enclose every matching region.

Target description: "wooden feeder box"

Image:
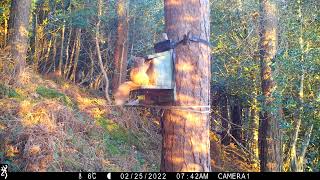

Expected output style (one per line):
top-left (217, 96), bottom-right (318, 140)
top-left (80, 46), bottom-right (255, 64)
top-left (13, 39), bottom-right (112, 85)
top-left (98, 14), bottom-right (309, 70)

top-left (127, 49), bottom-right (175, 106)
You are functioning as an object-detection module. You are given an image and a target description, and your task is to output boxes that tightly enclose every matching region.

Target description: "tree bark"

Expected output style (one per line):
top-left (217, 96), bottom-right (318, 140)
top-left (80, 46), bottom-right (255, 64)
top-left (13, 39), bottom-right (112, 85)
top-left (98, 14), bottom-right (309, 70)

top-left (296, 124), bottom-right (313, 172)
top-left (220, 93), bottom-right (231, 145)
top-left (231, 98), bottom-right (243, 143)
top-left (7, 0), bottom-right (18, 39)
top-left (96, 0), bottom-right (111, 103)
top-left (58, 0), bottom-right (66, 75)
top-left (249, 85), bottom-right (260, 166)
top-left (63, 28), bottom-right (72, 77)
top-left (58, 24), bottom-right (65, 75)
top-left (112, 0), bottom-right (129, 92)
top-left (71, 28), bottom-right (82, 82)
top-left (161, 0), bottom-right (211, 172)
top-left (8, 0), bottom-right (32, 78)
top-left (258, 0), bottom-right (281, 172)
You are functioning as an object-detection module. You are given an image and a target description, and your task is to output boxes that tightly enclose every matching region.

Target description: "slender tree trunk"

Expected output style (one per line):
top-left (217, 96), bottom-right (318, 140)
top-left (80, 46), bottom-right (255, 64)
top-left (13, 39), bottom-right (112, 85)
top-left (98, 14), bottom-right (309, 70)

top-left (63, 28), bottom-right (72, 77)
top-left (4, 12), bottom-right (8, 47)
top-left (71, 28), bottom-right (81, 82)
top-left (296, 124), bottom-right (313, 171)
top-left (258, 0), bottom-right (281, 172)
top-left (249, 84), bottom-right (260, 166)
top-left (289, 0), bottom-right (309, 172)
top-left (44, 35), bottom-right (53, 66)
top-left (87, 47), bottom-right (95, 88)
top-left (231, 98), bottom-right (243, 143)
top-left (52, 34), bottom-right (58, 72)
top-left (161, 0), bottom-right (211, 172)
top-left (8, 0), bottom-right (32, 78)
top-left (58, 25), bottom-right (65, 74)
top-left (65, 29), bottom-right (78, 79)
top-left (112, 0), bottom-right (129, 92)
top-left (96, 0), bottom-right (111, 103)
top-left (58, 0), bottom-right (66, 75)
top-left (221, 93), bottom-right (231, 145)
top-left (290, 73), bottom-right (304, 171)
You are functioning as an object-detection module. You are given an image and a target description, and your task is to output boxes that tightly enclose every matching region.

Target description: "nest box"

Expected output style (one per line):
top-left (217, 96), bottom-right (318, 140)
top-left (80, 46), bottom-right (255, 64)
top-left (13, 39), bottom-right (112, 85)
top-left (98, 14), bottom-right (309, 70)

top-left (127, 48), bottom-right (175, 106)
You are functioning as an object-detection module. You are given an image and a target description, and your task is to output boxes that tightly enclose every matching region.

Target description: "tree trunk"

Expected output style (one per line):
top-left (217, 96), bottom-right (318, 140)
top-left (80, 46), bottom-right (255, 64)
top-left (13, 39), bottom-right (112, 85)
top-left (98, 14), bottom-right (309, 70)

top-left (63, 28), bottom-right (72, 77)
top-left (8, 0), bottom-right (32, 78)
top-left (161, 0), bottom-right (211, 172)
top-left (289, 0), bottom-right (307, 172)
top-left (231, 98), bottom-right (242, 143)
top-left (65, 28), bottom-right (78, 79)
top-left (58, 0), bottom-right (66, 75)
top-left (112, 0), bottom-right (129, 92)
top-left (249, 86), bottom-right (260, 166)
top-left (221, 93), bottom-right (231, 145)
top-left (71, 28), bottom-right (82, 82)
top-left (258, 0), bottom-right (281, 172)
top-left (52, 33), bottom-right (58, 72)
top-left (96, 0), bottom-right (111, 103)
top-left (3, 11), bottom-right (8, 47)
top-left (58, 24), bottom-right (65, 75)
top-left (7, 0), bottom-right (18, 39)
top-left (296, 124), bottom-right (313, 172)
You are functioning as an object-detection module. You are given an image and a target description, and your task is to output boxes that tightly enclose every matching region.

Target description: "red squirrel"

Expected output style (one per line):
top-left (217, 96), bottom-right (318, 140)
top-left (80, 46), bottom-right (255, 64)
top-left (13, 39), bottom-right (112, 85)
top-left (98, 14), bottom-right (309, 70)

top-left (114, 57), bottom-right (153, 105)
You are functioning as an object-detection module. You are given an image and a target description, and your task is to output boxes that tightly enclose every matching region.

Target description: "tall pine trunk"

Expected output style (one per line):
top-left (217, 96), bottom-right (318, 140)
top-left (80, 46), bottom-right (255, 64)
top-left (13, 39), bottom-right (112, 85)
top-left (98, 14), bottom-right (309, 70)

top-left (8, 0), bottom-right (32, 78)
top-left (161, 0), bottom-right (211, 172)
top-left (258, 0), bottom-right (281, 172)
top-left (112, 0), bottom-right (129, 92)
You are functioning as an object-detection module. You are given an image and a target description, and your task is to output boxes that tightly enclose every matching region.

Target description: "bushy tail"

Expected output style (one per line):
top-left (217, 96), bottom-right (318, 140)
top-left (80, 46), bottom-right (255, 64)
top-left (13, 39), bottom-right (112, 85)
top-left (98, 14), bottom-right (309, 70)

top-left (114, 81), bottom-right (140, 105)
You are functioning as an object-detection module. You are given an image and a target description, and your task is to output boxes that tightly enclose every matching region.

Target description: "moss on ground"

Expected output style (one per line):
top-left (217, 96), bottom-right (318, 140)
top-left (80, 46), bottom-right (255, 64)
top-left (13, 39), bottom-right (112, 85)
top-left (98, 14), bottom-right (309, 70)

top-left (36, 86), bottom-right (75, 108)
top-left (0, 84), bottom-right (21, 99)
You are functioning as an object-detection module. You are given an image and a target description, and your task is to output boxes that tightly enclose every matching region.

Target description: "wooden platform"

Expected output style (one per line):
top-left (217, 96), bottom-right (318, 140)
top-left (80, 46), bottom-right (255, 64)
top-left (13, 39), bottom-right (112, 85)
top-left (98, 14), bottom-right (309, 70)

top-left (127, 88), bottom-right (175, 106)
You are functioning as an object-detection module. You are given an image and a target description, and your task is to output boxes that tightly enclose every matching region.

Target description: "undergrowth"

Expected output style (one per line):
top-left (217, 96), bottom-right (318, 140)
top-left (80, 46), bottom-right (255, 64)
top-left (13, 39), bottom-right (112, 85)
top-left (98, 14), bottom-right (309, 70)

top-left (0, 84), bottom-right (21, 99)
top-left (0, 74), bottom-right (161, 172)
top-left (36, 86), bottom-right (75, 108)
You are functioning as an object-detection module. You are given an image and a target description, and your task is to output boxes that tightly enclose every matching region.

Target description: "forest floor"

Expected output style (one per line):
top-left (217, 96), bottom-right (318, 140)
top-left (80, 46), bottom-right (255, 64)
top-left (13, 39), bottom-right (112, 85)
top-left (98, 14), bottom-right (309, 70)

top-left (0, 69), bottom-right (259, 172)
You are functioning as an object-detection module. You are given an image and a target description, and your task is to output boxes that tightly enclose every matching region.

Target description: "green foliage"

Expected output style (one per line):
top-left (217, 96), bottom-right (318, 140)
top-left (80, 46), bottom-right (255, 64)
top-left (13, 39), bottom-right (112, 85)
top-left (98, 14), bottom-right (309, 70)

top-left (0, 84), bottom-right (21, 99)
top-left (97, 117), bottom-right (140, 147)
top-left (36, 86), bottom-right (74, 107)
top-left (210, 0), bottom-right (319, 171)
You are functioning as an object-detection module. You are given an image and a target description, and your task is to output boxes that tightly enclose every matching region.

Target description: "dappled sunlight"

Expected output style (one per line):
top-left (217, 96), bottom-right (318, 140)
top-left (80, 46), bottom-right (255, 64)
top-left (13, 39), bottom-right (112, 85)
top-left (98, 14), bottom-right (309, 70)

top-left (176, 94), bottom-right (197, 104)
top-left (181, 163), bottom-right (203, 172)
top-left (265, 1), bottom-right (277, 16)
top-left (19, 25), bottom-right (28, 37)
top-left (165, 0), bottom-right (182, 6)
top-left (263, 28), bottom-right (277, 57)
top-left (183, 15), bottom-right (196, 23)
top-left (19, 100), bottom-right (57, 131)
top-left (176, 62), bottom-right (194, 72)
top-left (163, 109), bottom-right (211, 171)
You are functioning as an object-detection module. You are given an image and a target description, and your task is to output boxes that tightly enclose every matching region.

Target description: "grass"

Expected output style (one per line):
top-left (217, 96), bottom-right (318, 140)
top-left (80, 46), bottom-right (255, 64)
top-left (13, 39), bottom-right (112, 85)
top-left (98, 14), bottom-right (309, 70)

top-left (0, 84), bottom-right (21, 99)
top-left (97, 117), bottom-right (132, 155)
top-left (97, 117), bottom-right (149, 171)
top-left (1, 79), bottom-right (159, 171)
top-left (97, 117), bottom-right (141, 147)
top-left (36, 86), bottom-right (75, 108)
